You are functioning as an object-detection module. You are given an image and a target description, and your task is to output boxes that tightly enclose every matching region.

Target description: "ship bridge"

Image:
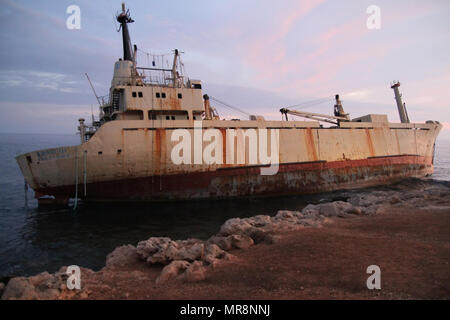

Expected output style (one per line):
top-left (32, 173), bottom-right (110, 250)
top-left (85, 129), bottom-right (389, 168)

top-left (91, 4), bottom-right (206, 136)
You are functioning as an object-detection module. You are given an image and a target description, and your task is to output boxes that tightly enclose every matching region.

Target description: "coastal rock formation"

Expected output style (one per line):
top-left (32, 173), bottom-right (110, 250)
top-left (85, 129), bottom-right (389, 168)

top-left (156, 260), bottom-right (191, 284)
top-left (136, 237), bottom-right (206, 265)
top-left (2, 180), bottom-right (449, 298)
top-left (135, 236), bottom-right (235, 282)
top-left (183, 261), bottom-right (206, 283)
top-left (132, 197), bottom-right (366, 283)
top-left (105, 245), bottom-right (138, 268)
top-left (1, 268), bottom-right (74, 300)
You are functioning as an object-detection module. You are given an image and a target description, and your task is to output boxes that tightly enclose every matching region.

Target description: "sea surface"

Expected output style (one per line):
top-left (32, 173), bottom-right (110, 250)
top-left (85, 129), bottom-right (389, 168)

top-left (0, 133), bottom-right (449, 279)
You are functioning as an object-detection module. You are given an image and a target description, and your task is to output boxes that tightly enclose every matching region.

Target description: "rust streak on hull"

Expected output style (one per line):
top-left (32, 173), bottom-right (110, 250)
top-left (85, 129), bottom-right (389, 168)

top-left (305, 128), bottom-right (318, 161)
top-left (35, 155), bottom-right (432, 203)
top-left (365, 128), bottom-right (375, 157)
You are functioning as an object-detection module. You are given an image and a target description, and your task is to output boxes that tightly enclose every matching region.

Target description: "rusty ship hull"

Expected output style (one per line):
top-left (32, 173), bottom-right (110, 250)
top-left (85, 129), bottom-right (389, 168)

top-left (16, 120), bottom-right (441, 204)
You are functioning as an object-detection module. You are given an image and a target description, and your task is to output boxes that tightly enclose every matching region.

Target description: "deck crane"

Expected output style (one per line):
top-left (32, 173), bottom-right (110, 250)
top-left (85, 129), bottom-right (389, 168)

top-left (280, 94), bottom-right (350, 125)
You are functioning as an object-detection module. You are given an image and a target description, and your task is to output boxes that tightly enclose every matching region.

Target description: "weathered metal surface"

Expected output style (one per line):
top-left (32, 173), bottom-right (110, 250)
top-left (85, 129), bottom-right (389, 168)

top-left (15, 119), bottom-right (441, 204)
top-left (31, 155), bottom-right (432, 202)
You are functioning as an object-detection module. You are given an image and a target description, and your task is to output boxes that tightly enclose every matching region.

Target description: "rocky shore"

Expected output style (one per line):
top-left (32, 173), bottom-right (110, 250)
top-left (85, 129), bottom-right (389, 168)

top-left (1, 179), bottom-right (449, 300)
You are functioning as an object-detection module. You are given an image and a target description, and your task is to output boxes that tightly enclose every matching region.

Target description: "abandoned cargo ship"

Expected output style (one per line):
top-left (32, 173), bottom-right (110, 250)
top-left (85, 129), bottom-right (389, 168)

top-left (16, 4), bottom-right (442, 205)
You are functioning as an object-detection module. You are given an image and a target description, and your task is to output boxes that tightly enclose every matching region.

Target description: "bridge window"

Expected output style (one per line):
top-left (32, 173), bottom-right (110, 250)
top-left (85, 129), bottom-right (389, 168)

top-left (121, 110), bottom-right (144, 120)
top-left (149, 110), bottom-right (188, 120)
top-left (178, 93), bottom-right (182, 99)
top-left (155, 92), bottom-right (160, 98)
top-left (162, 92), bottom-right (166, 98)
top-left (138, 92), bottom-right (143, 98)
top-left (132, 92), bottom-right (137, 98)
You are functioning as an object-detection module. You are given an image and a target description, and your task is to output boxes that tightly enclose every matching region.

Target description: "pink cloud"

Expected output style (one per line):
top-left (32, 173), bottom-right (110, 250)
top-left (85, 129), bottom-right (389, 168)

top-left (442, 122), bottom-right (450, 131)
top-left (263, 3), bottom-right (443, 97)
top-left (239, 0), bottom-right (326, 79)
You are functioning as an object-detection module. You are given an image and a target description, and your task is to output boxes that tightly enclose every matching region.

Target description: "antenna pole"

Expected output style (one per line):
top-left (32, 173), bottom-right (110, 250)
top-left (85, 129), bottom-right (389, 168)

top-left (172, 49), bottom-right (179, 87)
top-left (85, 73), bottom-right (101, 106)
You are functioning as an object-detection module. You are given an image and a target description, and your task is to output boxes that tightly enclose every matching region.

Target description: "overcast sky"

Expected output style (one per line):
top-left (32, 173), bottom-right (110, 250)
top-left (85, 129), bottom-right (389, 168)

top-left (0, 0), bottom-right (449, 139)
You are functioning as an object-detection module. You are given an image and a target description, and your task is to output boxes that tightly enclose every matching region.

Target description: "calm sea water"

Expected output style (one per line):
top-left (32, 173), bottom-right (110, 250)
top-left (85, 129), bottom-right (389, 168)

top-left (0, 133), bottom-right (449, 279)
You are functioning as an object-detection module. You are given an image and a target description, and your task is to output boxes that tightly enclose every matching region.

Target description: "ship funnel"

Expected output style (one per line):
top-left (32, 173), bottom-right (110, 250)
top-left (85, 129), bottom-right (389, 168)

top-left (391, 81), bottom-right (410, 123)
top-left (116, 3), bottom-right (134, 62)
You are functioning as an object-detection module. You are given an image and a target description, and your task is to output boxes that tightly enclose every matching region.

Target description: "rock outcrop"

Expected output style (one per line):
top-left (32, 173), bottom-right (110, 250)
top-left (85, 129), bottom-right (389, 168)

top-left (105, 245), bottom-right (138, 269)
top-left (0, 267), bottom-right (86, 300)
top-left (3, 180), bottom-right (448, 298)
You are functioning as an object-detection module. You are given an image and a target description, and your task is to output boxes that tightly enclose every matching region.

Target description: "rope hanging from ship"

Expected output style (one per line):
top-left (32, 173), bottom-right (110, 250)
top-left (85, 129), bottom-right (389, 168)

top-left (286, 95), bottom-right (335, 110)
top-left (208, 95), bottom-right (335, 120)
top-left (209, 96), bottom-right (251, 118)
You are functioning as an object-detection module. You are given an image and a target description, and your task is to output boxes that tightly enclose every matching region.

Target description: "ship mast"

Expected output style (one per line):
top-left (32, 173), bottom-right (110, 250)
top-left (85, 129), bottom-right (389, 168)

top-left (116, 3), bottom-right (134, 62)
top-left (390, 81), bottom-right (410, 123)
top-left (172, 49), bottom-right (180, 87)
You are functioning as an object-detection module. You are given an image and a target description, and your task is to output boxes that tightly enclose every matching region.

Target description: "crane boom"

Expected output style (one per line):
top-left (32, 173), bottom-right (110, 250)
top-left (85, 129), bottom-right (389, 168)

top-left (280, 94), bottom-right (350, 125)
top-left (280, 108), bottom-right (348, 124)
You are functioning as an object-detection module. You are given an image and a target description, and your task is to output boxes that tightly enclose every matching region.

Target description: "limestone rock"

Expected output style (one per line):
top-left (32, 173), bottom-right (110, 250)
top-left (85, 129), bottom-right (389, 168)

top-left (274, 210), bottom-right (302, 221)
top-left (319, 202), bottom-right (340, 217)
top-left (202, 243), bottom-right (226, 265)
top-left (229, 234), bottom-right (254, 249)
top-left (137, 237), bottom-right (196, 265)
top-left (390, 195), bottom-right (401, 204)
top-left (302, 204), bottom-right (320, 216)
top-left (175, 243), bottom-right (204, 262)
top-left (333, 201), bottom-right (354, 215)
top-left (207, 236), bottom-right (232, 251)
top-left (155, 260), bottom-right (190, 285)
top-left (245, 227), bottom-right (272, 244)
top-left (1, 277), bottom-right (38, 300)
top-left (105, 244), bottom-right (137, 268)
top-left (136, 237), bottom-right (176, 264)
top-left (184, 261), bottom-right (206, 282)
top-left (348, 206), bottom-right (362, 215)
top-left (246, 215), bottom-right (272, 227)
top-left (218, 218), bottom-right (252, 236)
top-left (31, 272), bottom-right (62, 299)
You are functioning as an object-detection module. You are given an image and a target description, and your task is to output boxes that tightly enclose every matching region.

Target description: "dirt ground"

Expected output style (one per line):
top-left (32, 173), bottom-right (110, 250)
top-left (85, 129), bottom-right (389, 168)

top-left (80, 205), bottom-right (450, 300)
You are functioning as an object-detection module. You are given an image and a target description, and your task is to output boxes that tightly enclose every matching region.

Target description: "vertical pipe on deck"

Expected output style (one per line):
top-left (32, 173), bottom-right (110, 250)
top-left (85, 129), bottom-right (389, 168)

top-left (391, 81), bottom-right (410, 123)
top-left (74, 149), bottom-right (79, 210)
top-left (83, 150), bottom-right (87, 197)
